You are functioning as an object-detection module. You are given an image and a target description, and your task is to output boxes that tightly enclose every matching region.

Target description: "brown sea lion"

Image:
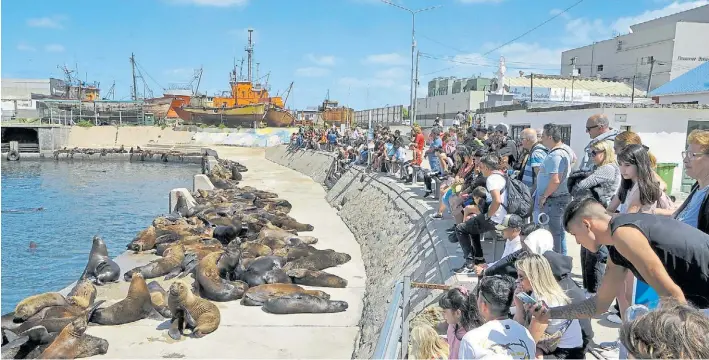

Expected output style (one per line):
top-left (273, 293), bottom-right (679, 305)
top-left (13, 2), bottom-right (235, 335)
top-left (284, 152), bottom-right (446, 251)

top-left (38, 303), bottom-right (108, 359)
top-left (257, 228), bottom-right (318, 249)
top-left (167, 281), bottom-right (220, 340)
top-left (282, 250), bottom-right (352, 272)
top-left (238, 186), bottom-right (278, 199)
top-left (13, 293), bottom-right (68, 322)
top-left (286, 269), bottom-right (348, 288)
top-left (126, 225), bottom-right (157, 252)
top-left (262, 294), bottom-right (349, 314)
top-left (123, 244), bottom-right (185, 281)
top-left (241, 284), bottom-right (329, 306)
top-left (66, 280), bottom-right (97, 309)
top-left (253, 198), bottom-right (292, 214)
top-left (90, 273), bottom-right (158, 325)
top-left (249, 210), bottom-right (314, 232)
top-left (194, 251), bottom-right (248, 302)
top-left (147, 281), bottom-right (172, 318)
top-left (1, 325), bottom-right (57, 359)
top-left (240, 242), bottom-right (272, 258)
top-left (273, 245), bottom-right (321, 261)
top-left (79, 236), bottom-right (120, 285)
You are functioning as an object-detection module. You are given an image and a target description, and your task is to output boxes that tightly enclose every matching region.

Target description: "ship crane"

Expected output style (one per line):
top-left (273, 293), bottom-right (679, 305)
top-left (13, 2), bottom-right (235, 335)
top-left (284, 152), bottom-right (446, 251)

top-left (102, 81), bottom-right (116, 100)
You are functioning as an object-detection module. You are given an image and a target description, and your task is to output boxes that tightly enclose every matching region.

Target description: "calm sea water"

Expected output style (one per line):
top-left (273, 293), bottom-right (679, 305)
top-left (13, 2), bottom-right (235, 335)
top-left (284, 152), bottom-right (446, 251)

top-left (1, 160), bottom-right (199, 314)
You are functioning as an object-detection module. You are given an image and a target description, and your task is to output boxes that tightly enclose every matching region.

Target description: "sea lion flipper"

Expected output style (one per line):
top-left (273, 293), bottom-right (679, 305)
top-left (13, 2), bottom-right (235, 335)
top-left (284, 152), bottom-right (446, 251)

top-left (1, 335), bottom-right (29, 350)
top-left (164, 268), bottom-right (181, 281)
top-left (145, 308), bottom-right (165, 321)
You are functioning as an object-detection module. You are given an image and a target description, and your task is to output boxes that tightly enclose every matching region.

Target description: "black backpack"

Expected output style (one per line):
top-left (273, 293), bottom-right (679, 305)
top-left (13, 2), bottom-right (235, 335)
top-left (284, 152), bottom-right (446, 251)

top-left (498, 173), bottom-right (533, 218)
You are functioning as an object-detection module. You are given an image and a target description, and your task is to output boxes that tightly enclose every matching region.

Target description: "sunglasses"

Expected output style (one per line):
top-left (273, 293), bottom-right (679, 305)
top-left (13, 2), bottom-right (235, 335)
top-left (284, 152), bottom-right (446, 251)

top-left (585, 125), bottom-right (599, 132)
top-left (591, 149), bottom-right (605, 156)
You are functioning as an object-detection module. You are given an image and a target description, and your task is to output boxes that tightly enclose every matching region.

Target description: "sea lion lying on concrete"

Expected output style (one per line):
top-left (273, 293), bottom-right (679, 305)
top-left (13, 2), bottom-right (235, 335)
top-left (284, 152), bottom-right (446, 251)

top-left (286, 269), bottom-right (348, 288)
top-left (79, 236), bottom-right (120, 285)
top-left (239, 242), bottom-right (272, 258)
top-left (66, 280), bottom-right (97, 310)
top-left (127, 226), bottom-right (158, 252)
top-left (282, 250), bottom-right (352, 272)
top-left (262, 294), bottom-right (349, 314)
top-left (90, 273), bottom-right (159, 325)
top-left (235, 255), bottom-right (291, 287)
top-left (123, 244), bottom-right (185, 281)
top-left (167, 281), bottom-right (220, 340)
top-left (253, 198), bottom-right (292, 214)
top-left (1, 325), bottom-right (57, 359)
top-left (38, 303), bottom-right (108, 359)
top-left (256, 228), bottom-right (318, 250)
top-left (241, 284), bottom-right (329, 306)
top-left (13, 293), bottom-right (68, 323)
top-left (194, 251), bottom-right (248, 302)
top-left (147, 281), bottom-right (172, 319)
top-left (243, 209), bottom-right (314, 232)
top-left (273, 245), bottom-right (330, 262)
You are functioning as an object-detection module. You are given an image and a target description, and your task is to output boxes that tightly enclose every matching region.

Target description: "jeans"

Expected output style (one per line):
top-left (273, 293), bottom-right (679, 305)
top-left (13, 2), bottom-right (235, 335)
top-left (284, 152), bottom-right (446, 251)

top-left (541, 194), bottom-right (571, 255)
top-left (423, 172), bottom-right (441, 192)
top-left (581, 245), bottom-right (608, 293)
top-left (455, 213), bottom-right (496, 263)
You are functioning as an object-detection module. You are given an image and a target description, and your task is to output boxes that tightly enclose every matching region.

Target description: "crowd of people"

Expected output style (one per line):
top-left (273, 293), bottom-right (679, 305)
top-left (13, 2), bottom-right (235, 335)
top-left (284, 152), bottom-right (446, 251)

top-left (405, 113), bottom-right (709, 359)
top-left (288, 115), bottom-right (709, 359)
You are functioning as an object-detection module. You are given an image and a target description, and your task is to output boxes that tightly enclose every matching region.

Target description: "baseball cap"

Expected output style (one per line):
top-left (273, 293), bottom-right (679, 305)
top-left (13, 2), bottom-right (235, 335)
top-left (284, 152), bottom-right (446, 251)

top-left (495, 123), bottom-right (509, 134)
top-left (495, 214), bottom-right (524, 230)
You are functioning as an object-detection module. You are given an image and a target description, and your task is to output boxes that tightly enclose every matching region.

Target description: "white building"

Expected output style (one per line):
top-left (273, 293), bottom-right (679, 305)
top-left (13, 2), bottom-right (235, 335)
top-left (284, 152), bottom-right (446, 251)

top-left (415, 91), bottom-right (486, 127)
top-left (560, 5), bottom-right (709, 93)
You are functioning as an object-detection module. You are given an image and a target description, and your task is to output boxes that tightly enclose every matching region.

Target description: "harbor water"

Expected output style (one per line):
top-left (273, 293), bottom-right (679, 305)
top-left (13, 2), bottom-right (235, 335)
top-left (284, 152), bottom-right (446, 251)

top-left (0, 160), bottom-right (199, 314)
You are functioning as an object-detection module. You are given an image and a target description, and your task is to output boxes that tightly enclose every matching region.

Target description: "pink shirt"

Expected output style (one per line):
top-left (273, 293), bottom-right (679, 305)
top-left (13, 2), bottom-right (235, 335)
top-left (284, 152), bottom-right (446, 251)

top-left (447, 324), bottom-right (468, 360)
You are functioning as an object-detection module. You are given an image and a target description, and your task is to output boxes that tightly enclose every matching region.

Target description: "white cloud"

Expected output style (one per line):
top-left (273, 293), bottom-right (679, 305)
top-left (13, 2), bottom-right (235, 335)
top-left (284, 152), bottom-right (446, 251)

top-left (611, 0), bottom-right (708, 34)
top-left (363, 53), bottom-right (409, 66)
top-left (27, 16), bottom-right (65, 29)
top-left (166, 0), bottom-right (248, 6)
top-left (17, 43), bottom-right (37, 52)
top-left (305, 54), bottom-right (336, 66)
top-left (295, 67), bottom-right (331, 77)
top-left (457, 0), bottom-right (504, 3)
top-left (44, 44), bottom-right (65, 53)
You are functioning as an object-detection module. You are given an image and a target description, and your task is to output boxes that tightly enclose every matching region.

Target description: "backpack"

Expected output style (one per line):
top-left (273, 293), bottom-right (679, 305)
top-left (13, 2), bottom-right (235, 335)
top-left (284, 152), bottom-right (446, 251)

top-left (495, 172), bottom-right (533, 218)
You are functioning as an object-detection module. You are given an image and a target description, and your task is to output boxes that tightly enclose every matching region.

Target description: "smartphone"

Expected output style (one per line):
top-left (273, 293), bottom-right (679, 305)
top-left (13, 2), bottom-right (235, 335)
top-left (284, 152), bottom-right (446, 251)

top-left (516, 292), bottom-right (537, 305)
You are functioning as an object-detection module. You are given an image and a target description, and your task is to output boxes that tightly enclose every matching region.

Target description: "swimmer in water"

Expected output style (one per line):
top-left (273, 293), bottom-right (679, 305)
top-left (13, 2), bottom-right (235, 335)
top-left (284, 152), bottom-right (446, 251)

top-left (29, 241), bottom-right (37, 252)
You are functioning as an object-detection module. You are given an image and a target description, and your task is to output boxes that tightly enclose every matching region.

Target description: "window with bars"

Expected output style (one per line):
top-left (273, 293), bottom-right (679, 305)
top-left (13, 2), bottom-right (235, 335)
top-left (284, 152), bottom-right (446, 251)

top-left (597, 64), bottom-right (604, 72)
top-left (559, 125), bottom-right (572, 145)
top-left (510, 124), bottom-right (531, 141)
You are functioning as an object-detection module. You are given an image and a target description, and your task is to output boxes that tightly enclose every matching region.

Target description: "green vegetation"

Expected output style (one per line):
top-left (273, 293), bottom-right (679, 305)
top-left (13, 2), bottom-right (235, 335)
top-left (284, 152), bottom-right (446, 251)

top-left (218, 123), bottom-right (226, 129)
top-left (76, 120), bottom-right (94, 127)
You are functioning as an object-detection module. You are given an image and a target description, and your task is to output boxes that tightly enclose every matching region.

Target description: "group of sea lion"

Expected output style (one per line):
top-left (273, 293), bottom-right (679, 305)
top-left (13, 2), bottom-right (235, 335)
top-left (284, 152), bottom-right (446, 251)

top-left (2, 161), bottom-right (353, 358)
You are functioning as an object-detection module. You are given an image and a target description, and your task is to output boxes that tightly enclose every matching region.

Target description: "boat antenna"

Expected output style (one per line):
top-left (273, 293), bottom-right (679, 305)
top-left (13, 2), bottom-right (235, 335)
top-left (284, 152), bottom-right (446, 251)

top-left (246, 28), bottom-right (254, 83)
top-left (238, 58), bottom-right (245, 81)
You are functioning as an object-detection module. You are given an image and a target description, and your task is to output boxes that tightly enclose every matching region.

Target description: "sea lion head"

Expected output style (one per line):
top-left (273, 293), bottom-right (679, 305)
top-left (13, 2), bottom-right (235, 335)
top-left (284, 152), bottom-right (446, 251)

top-left (305, 289), bottom-right (331, 300)
top-left (329, 251), bottom-right (352, 264)
top-left (328, 300), bottom-right (349, 313)
top-left (67, 280), bottom-right (97, 309)
top-left (169, 281), bottom-right (190, 301)
top-left (91, 236), bottom-right (109, 256)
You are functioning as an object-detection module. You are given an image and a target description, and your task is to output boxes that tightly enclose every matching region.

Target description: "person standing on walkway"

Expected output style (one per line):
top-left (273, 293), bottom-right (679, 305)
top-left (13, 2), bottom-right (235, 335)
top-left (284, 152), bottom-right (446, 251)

top-left (530, 197), bottom-right (709, 321)
top-left (535, 124), bottom-right (574, 255)
top-left (518, 128), bottom-right (547, 194)
top-left (580, 114), bottom-right (618, 172)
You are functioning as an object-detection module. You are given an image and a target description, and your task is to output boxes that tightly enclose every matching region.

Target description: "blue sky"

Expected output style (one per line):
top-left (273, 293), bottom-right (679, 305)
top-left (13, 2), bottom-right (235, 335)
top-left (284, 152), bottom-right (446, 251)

top-left (2, 0), bottom-right (707, 110)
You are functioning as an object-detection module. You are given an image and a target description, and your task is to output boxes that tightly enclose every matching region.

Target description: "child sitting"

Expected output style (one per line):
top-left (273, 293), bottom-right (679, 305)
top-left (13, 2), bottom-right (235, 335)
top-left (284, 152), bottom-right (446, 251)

top-left (462, 186), bottom-right (489, 222)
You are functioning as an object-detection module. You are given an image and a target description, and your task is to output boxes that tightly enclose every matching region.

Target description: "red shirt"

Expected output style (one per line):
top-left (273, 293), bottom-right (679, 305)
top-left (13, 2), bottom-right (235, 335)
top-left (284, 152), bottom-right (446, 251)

top-left (415, 133), bottom-right (425, 150)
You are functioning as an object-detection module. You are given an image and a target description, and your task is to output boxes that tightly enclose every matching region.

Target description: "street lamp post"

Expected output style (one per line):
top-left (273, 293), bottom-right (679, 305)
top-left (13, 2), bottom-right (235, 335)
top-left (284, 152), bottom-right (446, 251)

top-left (381, 0), bottom-right (440, 126)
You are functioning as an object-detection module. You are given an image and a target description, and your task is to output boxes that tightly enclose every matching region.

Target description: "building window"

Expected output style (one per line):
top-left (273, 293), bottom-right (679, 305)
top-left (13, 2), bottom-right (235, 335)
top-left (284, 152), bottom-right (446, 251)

top-left (510, 124), bottom-right (530, 141)
top-left (620, 125), bottom-right (632, 132)
top-left (559, 125), bottom-right (572, 145)
top-left (597, 65), bottom-right (604, 72)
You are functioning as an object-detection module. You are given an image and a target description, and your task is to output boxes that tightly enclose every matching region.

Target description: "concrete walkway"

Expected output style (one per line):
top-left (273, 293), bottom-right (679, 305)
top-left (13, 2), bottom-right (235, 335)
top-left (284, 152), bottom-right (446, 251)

top-left (84, 146), bottom-right (365, 359)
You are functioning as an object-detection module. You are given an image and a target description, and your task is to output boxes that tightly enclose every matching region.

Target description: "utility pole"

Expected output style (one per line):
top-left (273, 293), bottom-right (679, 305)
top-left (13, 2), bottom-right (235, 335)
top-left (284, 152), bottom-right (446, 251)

top-left (631, 75), bottom-right (636, 104)
top-left (412, 50), bottom-right (420, 125)
top-left (646, 56), bottom-right (655, 93)
top-left (530, 73), bottom-right (534, 103)
top-left (570, 57), bottom-right (578, 104)
top-left (130, 53), bottom-right (138, 101)
top-left (381, 0), bottom-right (441, 129)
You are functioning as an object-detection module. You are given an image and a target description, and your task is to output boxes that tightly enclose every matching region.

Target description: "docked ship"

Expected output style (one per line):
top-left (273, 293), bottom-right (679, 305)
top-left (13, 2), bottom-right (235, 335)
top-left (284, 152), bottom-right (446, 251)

top-left (172, 29), bottom-right (295, 128)
top-left (317, 95), bottom-right (354, 128)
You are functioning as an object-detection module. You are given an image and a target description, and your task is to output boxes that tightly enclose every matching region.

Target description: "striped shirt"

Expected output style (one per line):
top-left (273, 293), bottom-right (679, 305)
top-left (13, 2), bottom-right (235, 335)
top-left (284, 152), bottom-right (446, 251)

top-left (521, 144), bottom-right (548, 188)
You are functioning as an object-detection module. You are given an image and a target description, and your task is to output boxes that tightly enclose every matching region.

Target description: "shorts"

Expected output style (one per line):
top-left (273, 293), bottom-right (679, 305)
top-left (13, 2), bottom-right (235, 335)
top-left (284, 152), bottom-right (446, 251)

top-left (463, 197), bottom-right (474, 207)
top-left (442, 189), bottom-right (453, 213)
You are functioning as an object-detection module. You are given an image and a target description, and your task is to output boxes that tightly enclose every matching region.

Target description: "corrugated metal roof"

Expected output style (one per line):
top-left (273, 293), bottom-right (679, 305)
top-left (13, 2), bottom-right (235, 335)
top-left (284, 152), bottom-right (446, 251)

top-left (650, 61), bottom-right (709, 96)
top-left (505, 76), bottom-right (645, 97)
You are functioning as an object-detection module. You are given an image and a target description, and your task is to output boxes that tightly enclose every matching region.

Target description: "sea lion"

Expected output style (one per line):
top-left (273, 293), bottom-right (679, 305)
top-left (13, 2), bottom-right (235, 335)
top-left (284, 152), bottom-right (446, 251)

top-left (262, 294), bottom-right (349, 314)
top-left (194, 251), bottom-right (248, 302)
top-left (66, 280), bottom-right (97, 309)
top-left (253, 198), bottom-right (292, 214)
top-left (250, 210), bottom-right (314, 232)
top-left (240, 268), bottom-right (292, 287)
top-left (231, 166), bottom-right (242, 181)
top-left (1, 325), bottom-right (57, 359)
top-left (90, 273), bottom-right (158, 325)
top-left (239, 242), bottom-right (272, 258)
top-left (147, 281), bottom-right (172, 318)
top-left (126, 226), bottom-right (158, 252)
top-left (235, 255), bottom-right (291, 287)
top-left (123, 244), bottom-right (185, 281)
top-left (273, 245), bottom-right (321, 261)
top-left (257, 228), bottom-right (318, 249)
top-left (167, 281), bottom-right (220, 340)
top-left (212, 225), bottom-right (240, 246)
top-left (38, 304), bottom-right (109, 359)
top-left (241, 284), bottom-right (330, 306)
top-left (13, 293), bottom-right (68, 322)
top-left (79, 236), bottom-right (120, 285)
top-left (286, 269), bottom-right (348, 288)
top-left (282, 250), bottom-right (352, 272)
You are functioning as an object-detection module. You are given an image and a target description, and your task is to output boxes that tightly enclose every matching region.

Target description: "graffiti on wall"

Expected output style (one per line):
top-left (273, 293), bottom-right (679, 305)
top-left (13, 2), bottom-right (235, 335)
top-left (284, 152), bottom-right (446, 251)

top-left (192, 128), bottom-right (296, 147)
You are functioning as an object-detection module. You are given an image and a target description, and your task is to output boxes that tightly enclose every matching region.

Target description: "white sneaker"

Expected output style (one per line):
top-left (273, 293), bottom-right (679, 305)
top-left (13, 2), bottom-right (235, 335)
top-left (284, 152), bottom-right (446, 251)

top-left (607, 313), bottom-right (622, 324)
top-left (597, 340), bottom-right (621, 359)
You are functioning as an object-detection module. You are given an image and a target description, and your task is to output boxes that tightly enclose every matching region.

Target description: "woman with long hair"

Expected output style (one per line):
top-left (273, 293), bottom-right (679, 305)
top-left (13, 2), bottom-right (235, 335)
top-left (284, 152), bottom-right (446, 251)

top-left (614, 131), bottom-right (667, 192)
top-left (438, 286), bottom-right (482, 359)
top-left (607, 144), bottom-right (662, 215)
top-left (410, 324), bottom-right (450, 360)
top-left (514, 254), bottom-right (585, 359)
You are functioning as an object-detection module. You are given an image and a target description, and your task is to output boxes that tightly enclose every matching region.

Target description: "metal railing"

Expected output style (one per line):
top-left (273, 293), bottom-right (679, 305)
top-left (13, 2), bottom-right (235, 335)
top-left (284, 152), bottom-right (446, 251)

top-left (373, 277), bottom-right (411, 360)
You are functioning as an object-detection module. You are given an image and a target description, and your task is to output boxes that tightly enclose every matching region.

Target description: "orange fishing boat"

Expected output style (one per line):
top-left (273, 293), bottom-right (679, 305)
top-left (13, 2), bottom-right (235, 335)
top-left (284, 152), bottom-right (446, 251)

top-left (173, 29), bottom-right (295, 128)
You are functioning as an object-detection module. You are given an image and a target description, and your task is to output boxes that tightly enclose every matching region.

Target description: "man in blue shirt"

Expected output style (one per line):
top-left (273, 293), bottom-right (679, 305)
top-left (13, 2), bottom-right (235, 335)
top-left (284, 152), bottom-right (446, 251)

top-left (536, 123), bottom-right (574, 255)
top-left (518, 128), bottom-right (547, 193)
top-left (326, 130), bottom-right (338, 152)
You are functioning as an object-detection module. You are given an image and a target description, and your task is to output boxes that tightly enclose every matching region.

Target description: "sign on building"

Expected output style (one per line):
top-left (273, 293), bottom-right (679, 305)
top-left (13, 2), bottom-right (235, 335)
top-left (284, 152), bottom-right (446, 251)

top-left (509, 86), bottom-right (591, 102)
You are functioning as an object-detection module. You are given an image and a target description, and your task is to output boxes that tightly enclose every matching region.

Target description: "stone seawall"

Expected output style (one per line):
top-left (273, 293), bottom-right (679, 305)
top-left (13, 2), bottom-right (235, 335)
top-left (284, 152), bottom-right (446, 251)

top-left (265, 145), bottom-right (457, 359)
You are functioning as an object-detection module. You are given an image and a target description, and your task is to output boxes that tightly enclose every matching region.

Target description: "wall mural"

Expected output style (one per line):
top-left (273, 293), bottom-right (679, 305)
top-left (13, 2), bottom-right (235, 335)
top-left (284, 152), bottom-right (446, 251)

top-left (192, 128), bottom-right (296, 147)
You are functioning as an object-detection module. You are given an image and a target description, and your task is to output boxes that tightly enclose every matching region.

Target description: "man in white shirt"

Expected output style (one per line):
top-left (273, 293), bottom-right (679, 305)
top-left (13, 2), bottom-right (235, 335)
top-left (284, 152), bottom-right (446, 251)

top-left (474, 214), bottom-right (524, 275)
top-left (459, 275), bottom-right (536, 359)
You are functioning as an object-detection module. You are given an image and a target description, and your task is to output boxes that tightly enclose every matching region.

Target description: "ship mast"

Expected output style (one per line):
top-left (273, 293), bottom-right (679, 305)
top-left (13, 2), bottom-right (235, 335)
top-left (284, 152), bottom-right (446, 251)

top-left (246, 28), bottom-right (254, 83)
top-left (130, 53), bottom-right (138, 101)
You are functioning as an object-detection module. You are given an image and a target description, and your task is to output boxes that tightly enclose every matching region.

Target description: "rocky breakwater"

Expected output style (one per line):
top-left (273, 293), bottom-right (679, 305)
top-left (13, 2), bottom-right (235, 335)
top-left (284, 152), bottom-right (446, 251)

top-left (265, 145), bottom-right (455, 359)
top-left (1, 158), bottom-right (355, 359)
